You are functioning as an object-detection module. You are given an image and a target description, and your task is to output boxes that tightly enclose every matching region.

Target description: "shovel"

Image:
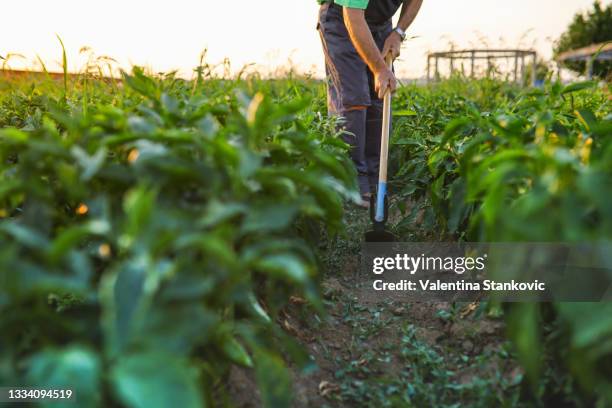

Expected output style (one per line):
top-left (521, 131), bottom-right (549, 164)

top-left (365, 55), bottom-right (396, 243)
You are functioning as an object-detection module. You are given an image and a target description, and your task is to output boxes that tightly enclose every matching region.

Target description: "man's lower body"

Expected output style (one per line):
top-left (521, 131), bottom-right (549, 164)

top-left (317, 3), bottom-right (393, 204)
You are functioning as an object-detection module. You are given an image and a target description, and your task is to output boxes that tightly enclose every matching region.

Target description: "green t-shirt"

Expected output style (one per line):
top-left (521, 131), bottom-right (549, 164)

top-left (318, 0), bottom-right (403, 25)
top-left (318, 0), bottom-right (369, 9)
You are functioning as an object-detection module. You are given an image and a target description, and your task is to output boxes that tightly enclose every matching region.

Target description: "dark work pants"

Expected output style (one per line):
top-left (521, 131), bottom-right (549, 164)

top-left (317, 3), bottom-right (393, 195)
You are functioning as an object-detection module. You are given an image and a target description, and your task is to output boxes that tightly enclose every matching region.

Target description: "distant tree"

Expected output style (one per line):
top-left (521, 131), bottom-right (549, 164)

top-left (554, 1), bottom-right (611, 78)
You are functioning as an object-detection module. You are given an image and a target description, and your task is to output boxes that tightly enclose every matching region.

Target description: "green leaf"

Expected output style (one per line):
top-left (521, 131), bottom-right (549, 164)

top-left (111, 352), bottom-right (205, 408)
top-left (0, 179), bottom-right (21, 201)
top-left (254, 350), bottom-right (292, 408)
top-left (70, 146), bottom-right (107, 181)
top-left (556, 303), bottom-right (612, 350)
top-left (128, 116), bottom-right (157, 135)
top-left (255, 253), bottom-right (309, 283)
top-left (221, 335), bottom-right (254, 368)
top-left (393, 109), bottom-right (417, 117)
top-left (561, 81), bottom-right (597, 95)
top-left (161, 93), bottom-right (180, 115)
top-left (238, 148), bottom-right (262, 178)
top-left (247, 292), bottom-right (272, 323)
top-left (574, 109), bottom-right (598, 132)
top-left (122, 67), bottom-right (159, 100)
top-left (441, 118), bottom-right (471, 144)
top-left (196, 115), bottom-right (220, 138)
top-left (141, 305), bottom-right (220, 354)
top-left (48, 220), bottom-right (110, 261)
top-left (0, 127), bottom-right (28, 143)
top-left (447, 179), bottom-right (467, 233)
top-left (122, 187), bottom-right (157, 244)
top-left (112, 258), bottom-right (148, 350)
top-left (427, 149), bottom-right (450, 175)
top-left (198, 200), bottom-right (246, 228)
top-left (506, 303), bottom-right (541, 385)
top-left (590, 119), bottom-right (612, 138)
top-left (0, 222), bottom-right (49, 250)
top-left (27, 347), bottom-right (101, 408)
top-left (241, 203), bottom-right (299, 234)
top-left (174, 233), bottom-right (237, 266)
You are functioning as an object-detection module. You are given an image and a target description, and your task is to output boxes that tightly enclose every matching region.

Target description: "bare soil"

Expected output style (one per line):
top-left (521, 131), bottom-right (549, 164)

top-left (227, 205), bottom-right (522, 407)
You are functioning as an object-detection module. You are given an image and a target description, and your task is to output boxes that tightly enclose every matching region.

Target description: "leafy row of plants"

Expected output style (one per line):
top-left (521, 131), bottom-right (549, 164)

top-left (0, 69), bottom-right (358, 407)
top-left (390, 77), bottom-right (612, 405)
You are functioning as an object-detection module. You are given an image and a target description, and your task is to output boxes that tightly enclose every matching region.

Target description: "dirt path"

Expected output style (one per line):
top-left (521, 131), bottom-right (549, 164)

top-left (229, 206), bottom-right (523, 407)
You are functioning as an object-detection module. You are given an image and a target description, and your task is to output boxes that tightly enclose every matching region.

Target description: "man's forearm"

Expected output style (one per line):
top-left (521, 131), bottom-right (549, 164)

top-left (343, 8), bottom-right (386, 74)
top-left (397, 0), bottom-right (423, 32)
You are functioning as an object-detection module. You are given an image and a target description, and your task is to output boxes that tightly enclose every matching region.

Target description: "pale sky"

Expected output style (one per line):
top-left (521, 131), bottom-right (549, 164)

top-left (0, 0), bottom-right (606, 79)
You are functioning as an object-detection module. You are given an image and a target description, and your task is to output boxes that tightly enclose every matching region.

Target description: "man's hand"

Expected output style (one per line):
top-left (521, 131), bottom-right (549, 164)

top-left (374, 66), bottom-right (396, 99)
top-left (382, 31), bottom-right (402, 60)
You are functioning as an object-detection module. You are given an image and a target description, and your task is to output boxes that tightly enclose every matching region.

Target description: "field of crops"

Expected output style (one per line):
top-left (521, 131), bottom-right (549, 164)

top-left (0, 66), bottom-right (610, 407)
top-left (389, 78), bottom-right (612, 406)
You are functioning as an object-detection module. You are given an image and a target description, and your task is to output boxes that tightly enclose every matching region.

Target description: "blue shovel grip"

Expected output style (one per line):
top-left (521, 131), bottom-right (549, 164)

top-left (375, 181), bottom-right (387, 222)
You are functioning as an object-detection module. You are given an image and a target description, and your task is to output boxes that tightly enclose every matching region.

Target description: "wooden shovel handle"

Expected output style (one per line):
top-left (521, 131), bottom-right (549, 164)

top-left (374, 54), bottom-right (393, 222)
top-left (379, 54), bottom-right (393, 184)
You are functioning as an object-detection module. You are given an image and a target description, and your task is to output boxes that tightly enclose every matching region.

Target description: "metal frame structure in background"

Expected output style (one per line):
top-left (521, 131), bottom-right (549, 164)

top-left (556, 42), bottom-right (612, 79)
top-left (426, 49), bottom-right (537, 86)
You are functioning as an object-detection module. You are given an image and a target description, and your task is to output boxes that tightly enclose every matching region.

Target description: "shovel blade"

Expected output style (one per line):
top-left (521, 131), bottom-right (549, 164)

top-left (364, 228), bottom-right (396, 242)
